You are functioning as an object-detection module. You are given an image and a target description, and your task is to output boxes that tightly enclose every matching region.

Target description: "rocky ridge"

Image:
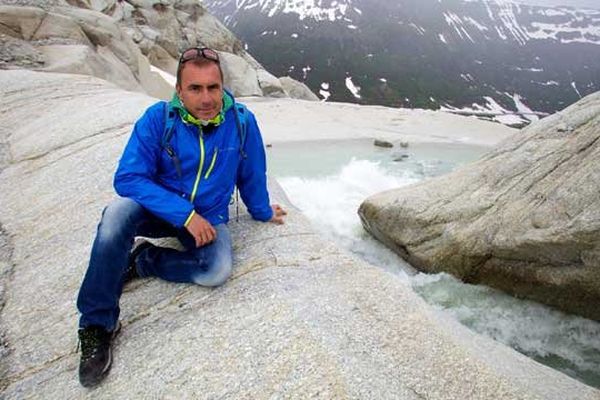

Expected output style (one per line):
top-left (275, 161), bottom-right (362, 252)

top-left (0, 0), bottom-right (318, 100)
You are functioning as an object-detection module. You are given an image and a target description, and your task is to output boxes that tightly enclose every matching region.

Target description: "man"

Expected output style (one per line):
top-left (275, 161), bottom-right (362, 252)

top-left (76, 47), bottom-right (286, 387)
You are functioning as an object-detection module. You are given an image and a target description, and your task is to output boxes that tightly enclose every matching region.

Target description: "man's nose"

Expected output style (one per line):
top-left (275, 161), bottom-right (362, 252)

top-left (199, 90), bottom-right (212, 103)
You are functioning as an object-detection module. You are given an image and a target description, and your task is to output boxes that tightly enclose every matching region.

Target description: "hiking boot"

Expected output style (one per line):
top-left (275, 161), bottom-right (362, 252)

top-left (124, 240), bottom-right (155, 284)
top-left (78, 322), bottom-right (121, 387)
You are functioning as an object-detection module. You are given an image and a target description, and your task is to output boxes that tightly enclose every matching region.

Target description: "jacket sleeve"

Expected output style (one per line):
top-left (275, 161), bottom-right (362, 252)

top-left (114, 104), bottom-right (195, 227)
top-left (236, 110), bottom-right (273, 222)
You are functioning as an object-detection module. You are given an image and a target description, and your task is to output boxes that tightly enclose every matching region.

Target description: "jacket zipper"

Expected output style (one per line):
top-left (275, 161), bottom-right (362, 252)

top-left (204, 148), bottom-right (218, 179)
top-left (189, 127), bottom-right (220, 202)
top-left (190, 127), bottom-right (205, 203)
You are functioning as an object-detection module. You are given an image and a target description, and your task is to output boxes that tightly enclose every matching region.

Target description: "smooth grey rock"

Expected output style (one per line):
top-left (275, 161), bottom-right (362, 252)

top-left (257, 69), bottom-right (287, 98)
top-left (134, 6), bottom-right (183, 59)
top-left (138, 25), bottom-right (160, 42)
top-left (39, 44), bottom-right (143, 92)
top-left (147, 42), bottom-right (177, 76)
top-left (1, 68), bottom-right (598, 400)
top-left (113, 0), bottom-right (265, 97)
top-left (57, 6), bottom-right (139, 72)
top-left (0, 4), bottom-right (171, 98)
top-left (122, 26), bottom-right (143, 44)
top-left (359, 90), bottom-right (600, 321)
top-left (30, 11), bottom-right (90, 43)
top-left (0, 0), bottom-right (307, 102)
top-left (89, 0), bottom-right (115, 13)
top-left (135, 46), bottom-right (173, 99)
top-left (239, 50), bottom-right (264, 71)
top-left (192, 12), bottom-right (243, 54)
top-left (279, 76), bottom-right (320, 101)
top-left (0, 6), bottom-right (44, 40)
top-left (220, 51), bottom-right (262, 97)
top-left (110, 0), bottom-right (134, 20)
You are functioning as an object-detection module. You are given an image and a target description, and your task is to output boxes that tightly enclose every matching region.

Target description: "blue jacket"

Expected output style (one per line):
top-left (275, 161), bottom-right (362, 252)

top-left (114, 98), bottom-right (272, 227)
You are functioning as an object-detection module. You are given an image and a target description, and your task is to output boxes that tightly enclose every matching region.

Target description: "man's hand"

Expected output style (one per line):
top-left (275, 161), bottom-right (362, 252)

top-left (186, 213), bottom-right (217, 247)
top-left (270, 204), bottom-right (287, 224)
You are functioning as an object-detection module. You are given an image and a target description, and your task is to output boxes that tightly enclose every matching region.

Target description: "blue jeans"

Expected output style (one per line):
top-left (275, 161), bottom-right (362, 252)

top-left (77, 197), bottom-right (233, 331)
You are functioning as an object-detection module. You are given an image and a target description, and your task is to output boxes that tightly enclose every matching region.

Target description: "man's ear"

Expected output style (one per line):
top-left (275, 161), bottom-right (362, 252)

top-left (175, 84), bottom-right (182, 99)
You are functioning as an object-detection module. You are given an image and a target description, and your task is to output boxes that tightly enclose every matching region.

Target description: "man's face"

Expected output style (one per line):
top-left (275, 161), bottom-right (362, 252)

top-left (176, 61), bottom-right (223, 121)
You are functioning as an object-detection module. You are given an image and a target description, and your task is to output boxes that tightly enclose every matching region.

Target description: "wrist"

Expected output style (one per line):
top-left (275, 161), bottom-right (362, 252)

top-left (184, 210), bottom-right (196, 227)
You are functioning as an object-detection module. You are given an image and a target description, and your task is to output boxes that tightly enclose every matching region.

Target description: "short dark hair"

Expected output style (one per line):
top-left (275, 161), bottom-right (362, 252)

top-left (176, 58), bottom-right (224, 86)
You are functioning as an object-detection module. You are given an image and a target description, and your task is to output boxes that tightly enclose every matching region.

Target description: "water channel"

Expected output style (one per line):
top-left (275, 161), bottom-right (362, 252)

top-left (266, 138), bottom-right (600, 388)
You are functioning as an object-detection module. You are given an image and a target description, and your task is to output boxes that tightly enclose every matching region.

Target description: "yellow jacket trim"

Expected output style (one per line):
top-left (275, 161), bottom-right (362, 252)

top-left (184, 210), bottom-right (195, 227)
top-left (204, 148), bottom-right (218, 179)
top-left (190, 130), bottom-right (205, 203)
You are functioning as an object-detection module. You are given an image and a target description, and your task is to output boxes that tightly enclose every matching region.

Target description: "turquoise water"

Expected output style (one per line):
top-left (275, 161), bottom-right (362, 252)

top-left (267, 138), bottom-right (488, 178)
top-left (267, 138), bottom-right (600, 389)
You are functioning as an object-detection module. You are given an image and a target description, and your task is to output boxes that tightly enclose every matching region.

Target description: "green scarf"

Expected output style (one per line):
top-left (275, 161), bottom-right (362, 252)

top-left (169, 91), bottom-right (234, 127)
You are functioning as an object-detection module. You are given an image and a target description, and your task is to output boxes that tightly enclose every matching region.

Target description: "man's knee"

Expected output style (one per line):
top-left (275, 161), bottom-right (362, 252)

top-left (195, 224), bottom-right (232, 286)
top-left (192, 254), bottom-right (232, 287)
top-left (96, 197), bottom-right (144, 243)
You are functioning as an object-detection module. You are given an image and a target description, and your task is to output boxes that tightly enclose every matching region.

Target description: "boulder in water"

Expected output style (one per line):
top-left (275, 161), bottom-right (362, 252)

top-left (359, 91), bottom-right (600, 321)
top-left (374, 139), bottom-right (394, 148)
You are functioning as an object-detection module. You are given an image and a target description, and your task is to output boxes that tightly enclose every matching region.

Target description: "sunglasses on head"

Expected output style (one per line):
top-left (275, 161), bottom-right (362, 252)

top-left (179, 47), bottom-right (220, 64)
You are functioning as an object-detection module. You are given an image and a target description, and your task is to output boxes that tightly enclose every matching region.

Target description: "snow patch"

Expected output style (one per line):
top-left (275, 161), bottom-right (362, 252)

top-left (267, 0), bottom-right (353, 22)
top-left (510, 93), bottom-right (539, 122)
top-left (440, 94), bottom-right (541, 126)
top-left (571, 81), bottom-right (582, 98)
top-left (345, 76), bottom-right (361, 99)
top-left (532, 80), bottom-right (559, 86)
top-left (523, 6), bottom-right (600, 45)
top-left (150, 65), bottom-right (176, 87)
top-left (302, 66), bottom-right (311, 80)
top-left (444, 12), bottom-right (475, 42)
top-left (494, 1), bottom-right (529, 46)
top-left (543, 9), bottom-right (566, 17)
top-left (513, 66), bottom-right (544, 72)
top-left (409, 23), bottom-right (426, 35)
top-left (464, 16), bottom-right (488, 32)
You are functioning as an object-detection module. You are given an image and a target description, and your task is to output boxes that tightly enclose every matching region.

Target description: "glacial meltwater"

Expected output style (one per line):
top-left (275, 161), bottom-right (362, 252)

top-left (266, 138), bottom-right (600, 388)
